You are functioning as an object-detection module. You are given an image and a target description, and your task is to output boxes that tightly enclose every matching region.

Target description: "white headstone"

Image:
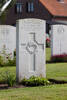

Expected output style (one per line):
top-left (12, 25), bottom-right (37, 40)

top-left (51, 25), bottom-right (67, 56)
top-left (16, 18), bottom-right (46, 82)
top-left (0, 25), bottom-right (16, 58)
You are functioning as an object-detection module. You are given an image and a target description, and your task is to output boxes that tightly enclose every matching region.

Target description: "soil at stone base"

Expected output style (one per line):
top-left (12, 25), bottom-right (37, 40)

top-left (0, 84), bottom-right (25, 90)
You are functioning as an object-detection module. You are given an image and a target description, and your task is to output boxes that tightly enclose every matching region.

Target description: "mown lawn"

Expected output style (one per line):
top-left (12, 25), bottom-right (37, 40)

top-left (46, 48), bottom-right (51, 62)
top-left (0, 63), bottom-right (67, 82)
top-left (46, 48), bottom-right (67, 81)
top-left (47, 63), bottom-right (67, 81)
top-left (0, 48), bottom-right (67, 100)
top-left (0, 84), bottom-right (67, 100)
top-left (0, 48), bottom-right (67, 81)
top-left (0, 67), bottom-right (16, 82)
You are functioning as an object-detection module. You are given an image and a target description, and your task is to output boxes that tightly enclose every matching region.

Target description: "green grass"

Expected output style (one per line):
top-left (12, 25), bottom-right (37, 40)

top-left (0, 66), bottom-right (16, 82)
top-left (0, 48), bottom-right (67, 81)
top-left (0, 63), bottom-right (67, 82)
top-left (46, 48), bottom-right (67, 81)
top-left (0, 66), bottom-right (15, 73)
top-left (0, 48), bottom-right (67, 100)
top-left (0, 84), bottom-right (67, 100)
top-left (47, 63), bottom-right (67, 81)
top-left (46, 48), bottom-right (51, 62)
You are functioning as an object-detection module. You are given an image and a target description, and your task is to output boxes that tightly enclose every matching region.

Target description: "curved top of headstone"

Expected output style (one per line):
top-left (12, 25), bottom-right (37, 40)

top-left (0, 25), bottom-right (16, 29)
top-left (52, 24), bottom-right (67, 34)
top-left (52, 24), bottom-right (67, 26)
top-left (16, 18), bottom-right (46, 23)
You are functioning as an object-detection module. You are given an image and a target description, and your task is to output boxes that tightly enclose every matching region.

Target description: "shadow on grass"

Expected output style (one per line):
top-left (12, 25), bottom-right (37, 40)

top-left (48, 79), bottom-right (67, 84)
top-left (0, 84), bottom-right (8, 90)
top-left (46, 60), bottom-right (67, 64)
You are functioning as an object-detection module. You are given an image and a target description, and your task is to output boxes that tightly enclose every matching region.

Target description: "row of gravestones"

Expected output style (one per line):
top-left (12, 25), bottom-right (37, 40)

top-left (0, 18), bottom-right (67, 82)
top-left (0, 25), bottom-right (16, 58)
top-left (51, 25), bottom-right (67, 56)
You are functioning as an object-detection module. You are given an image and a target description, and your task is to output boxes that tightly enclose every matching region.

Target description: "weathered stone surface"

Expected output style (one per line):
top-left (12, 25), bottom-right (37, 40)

top-left (0, 25), bottom-right (16, 58)
top-left (51, 25), bottom-right (67, 56)
top-left (16, 18), bottom-right (46, 82)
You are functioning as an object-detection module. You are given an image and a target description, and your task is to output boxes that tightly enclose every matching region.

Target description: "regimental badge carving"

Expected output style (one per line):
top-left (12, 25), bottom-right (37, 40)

top-left (21, 32), bottom-right (44, 55)
top-left (57, 26), bottom-right (64, 34)
top-left (26, 42), bottom-right (37, 54)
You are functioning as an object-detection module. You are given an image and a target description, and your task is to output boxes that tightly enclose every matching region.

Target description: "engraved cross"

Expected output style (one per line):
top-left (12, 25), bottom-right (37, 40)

top-left (21, 33), bottom-right (44, 71)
